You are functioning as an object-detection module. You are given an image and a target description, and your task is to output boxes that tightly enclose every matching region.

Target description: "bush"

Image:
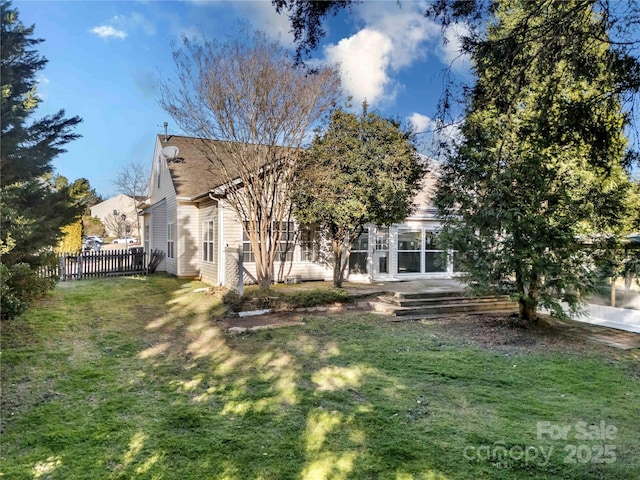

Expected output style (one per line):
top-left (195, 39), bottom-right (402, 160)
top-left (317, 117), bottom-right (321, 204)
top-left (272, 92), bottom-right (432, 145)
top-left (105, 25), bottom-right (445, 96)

top-left (0, 254), bottom-right (58, 321)
top-left (221, 286), bottom-right (351, 313)
top-left (57, 221), bottom-right (83, 253)
top-left (282, 288), bottom-right (350, 308)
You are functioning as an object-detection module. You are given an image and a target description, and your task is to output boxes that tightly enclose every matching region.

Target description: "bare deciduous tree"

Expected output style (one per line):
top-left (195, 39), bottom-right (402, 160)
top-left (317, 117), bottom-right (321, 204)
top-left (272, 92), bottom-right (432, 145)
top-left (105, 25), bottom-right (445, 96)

top-left (112, 161), bottom-right (149, 240)
top-left (159, 28), bottom-right (341, 289)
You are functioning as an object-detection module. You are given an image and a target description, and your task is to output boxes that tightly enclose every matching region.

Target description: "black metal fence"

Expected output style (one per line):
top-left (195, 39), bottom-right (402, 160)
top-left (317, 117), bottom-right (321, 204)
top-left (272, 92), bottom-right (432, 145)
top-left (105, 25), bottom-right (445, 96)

top-left (51, 248), bottom-right (147, 281)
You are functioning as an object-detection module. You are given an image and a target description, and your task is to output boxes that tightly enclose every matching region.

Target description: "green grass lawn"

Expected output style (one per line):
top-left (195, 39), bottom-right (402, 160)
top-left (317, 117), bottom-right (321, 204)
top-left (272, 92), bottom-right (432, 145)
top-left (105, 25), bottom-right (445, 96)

top-left (2, 275), bottom-right (639, 479)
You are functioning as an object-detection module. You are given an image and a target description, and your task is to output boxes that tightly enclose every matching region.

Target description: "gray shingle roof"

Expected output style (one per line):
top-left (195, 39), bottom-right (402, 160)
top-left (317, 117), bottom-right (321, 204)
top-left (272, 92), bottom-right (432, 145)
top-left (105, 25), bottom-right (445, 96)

top-left (158, 134), bottom-right (295, 199)
top-left (157, 135), bottom-right (239, 199)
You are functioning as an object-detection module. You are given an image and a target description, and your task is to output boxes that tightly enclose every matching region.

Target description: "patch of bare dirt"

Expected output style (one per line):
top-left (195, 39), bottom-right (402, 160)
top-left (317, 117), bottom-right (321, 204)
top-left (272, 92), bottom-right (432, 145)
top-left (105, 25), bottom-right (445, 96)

top-left (219, 311), bottom-right (307, 331)
top-left (214, 300), bottom-right (640, 357)
top-left (217, 306), bottom-right (359, 331)
top-left (419, 313), bottom-right (640, 355)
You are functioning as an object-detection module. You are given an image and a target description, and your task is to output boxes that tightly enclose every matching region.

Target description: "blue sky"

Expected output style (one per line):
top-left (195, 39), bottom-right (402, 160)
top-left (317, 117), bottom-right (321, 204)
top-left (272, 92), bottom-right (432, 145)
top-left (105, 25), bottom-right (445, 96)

top-left (15, 0), bottom-right (470, 198)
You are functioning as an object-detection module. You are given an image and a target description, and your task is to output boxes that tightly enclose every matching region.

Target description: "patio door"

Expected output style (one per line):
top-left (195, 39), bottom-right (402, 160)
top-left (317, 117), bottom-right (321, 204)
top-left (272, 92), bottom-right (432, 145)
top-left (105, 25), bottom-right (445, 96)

top-left (373, 227), bottom-right (390, 278)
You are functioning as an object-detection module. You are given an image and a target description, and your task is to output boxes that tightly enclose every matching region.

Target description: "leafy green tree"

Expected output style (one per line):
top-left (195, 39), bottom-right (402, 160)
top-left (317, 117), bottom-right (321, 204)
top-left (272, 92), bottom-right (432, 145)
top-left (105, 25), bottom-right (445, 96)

top-left (434, 0), bottom-right (635, 322)
top-left (82, 215), bottom-right (105, 237)
top-left (1, 1), bottom-right (83, 319)
top-left (292, 103), bottom-right (425, 287)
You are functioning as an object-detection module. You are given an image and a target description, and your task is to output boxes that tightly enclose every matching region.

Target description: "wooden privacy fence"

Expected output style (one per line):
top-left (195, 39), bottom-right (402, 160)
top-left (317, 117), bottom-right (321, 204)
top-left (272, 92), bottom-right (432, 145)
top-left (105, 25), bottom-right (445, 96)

top-left (55, 248), bottom-right (147, 281)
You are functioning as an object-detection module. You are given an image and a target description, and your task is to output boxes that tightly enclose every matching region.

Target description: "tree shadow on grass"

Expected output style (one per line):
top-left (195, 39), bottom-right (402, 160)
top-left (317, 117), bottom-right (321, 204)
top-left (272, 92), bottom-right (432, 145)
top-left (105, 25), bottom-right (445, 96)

top-left (115, 281), bottom-right (457, 479)
top-left (7, 276), bottom-right (638, 480)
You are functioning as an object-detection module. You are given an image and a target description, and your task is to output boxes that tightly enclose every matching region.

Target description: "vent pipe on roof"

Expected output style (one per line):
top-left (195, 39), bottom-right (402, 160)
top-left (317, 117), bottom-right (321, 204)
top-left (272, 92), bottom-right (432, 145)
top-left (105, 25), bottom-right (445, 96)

top-left (163, 122), bottom-right (168, 142)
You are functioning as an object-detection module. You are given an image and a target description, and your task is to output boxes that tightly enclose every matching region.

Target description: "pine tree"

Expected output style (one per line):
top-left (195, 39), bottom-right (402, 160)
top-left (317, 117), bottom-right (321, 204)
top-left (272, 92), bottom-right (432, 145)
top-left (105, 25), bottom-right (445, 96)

top-left (435, 0), bottom-right (634, 322)
top-left (1, 1), bottom-right (83, 319)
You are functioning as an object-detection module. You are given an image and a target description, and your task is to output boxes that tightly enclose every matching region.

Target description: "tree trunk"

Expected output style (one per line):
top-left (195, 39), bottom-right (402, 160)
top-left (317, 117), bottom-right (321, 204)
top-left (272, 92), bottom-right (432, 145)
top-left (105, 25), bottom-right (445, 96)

top-left (332, 239), bottom-right (343, 288)
top-left (516, 270), bottom-right (540, 323)
top-left (258, 274), bottom-right (272, 290)
top-left (518, 298), bottom-right (538, 323)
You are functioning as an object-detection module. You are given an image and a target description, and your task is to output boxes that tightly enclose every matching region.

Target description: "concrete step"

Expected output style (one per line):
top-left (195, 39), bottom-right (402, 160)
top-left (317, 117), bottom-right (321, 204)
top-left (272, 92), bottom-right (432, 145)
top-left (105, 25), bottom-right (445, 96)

top-left (369, 298), bottom-right (518, 317)
top-left (377, 294), bottom-right (512, 308)
top-left (391, 290), bottom-right (463, 300)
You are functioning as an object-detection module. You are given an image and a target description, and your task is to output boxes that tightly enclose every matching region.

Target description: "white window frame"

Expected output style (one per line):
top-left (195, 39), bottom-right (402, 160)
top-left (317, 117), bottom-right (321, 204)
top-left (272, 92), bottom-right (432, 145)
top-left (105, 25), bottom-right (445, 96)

top-left (144, 224), bottom-right (150, 255)
top-left (349, 228), bottom-right (369, 275)
top-left (300, 223), bottom-right (320, 262)
top-left (242, 221), bottom-right (297, 264)
top-left (242, 222), bottom-right (255, 263)
top-left (203, 220), bottom-right (215, 263)
top-left (275, 221), bottom-right (295, 262)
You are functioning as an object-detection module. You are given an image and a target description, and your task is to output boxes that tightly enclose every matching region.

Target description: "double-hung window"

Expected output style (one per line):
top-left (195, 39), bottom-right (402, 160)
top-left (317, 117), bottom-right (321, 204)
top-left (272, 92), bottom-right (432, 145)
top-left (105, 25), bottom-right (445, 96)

top-left (144, 224), bottom-right (150, 254)
top-left (242, 221), bottom-right (296, 263)
top-left (203, 220), bottom-right (215, 263)
top-left (275, 221), bottom-right (295, 262)
top-left (242, 222), bottom-right (255, 263)
top-left (300, 223), bottom-right (320, 262)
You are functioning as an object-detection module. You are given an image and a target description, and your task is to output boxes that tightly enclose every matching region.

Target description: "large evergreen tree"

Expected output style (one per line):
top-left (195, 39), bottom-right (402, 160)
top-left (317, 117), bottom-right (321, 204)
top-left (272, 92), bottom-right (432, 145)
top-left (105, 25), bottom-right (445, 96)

top-left (434, 0), bottom-right (635, 322)
top-left (1, 1), bottom-right (83, 319)
top-left (292, 103), bottom-right (425, 287)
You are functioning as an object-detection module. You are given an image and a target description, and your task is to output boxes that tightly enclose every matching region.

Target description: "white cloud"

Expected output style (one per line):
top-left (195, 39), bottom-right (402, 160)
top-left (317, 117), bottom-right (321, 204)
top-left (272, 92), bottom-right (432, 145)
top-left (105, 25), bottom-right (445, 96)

top-left (435, 22), bottom-right (472, 73)
top-left (322, 1), bottom-right (440, 106)
top-left (407, 112), bottom-right (463, 158)
top-left (325, 29), bottom-right (394, 106)
top-left (186, 0), bottom-right (295, 46)
top-left (90, 25), bottom-right (127, 40)
top-left (232, 1), bottom-right (295, 47)
top-left (90, 12), bottom-right (156, 41)
top-left (408, 112), bottom-right (435, 134)
top-left (353, 1), bottom-right (440, 69)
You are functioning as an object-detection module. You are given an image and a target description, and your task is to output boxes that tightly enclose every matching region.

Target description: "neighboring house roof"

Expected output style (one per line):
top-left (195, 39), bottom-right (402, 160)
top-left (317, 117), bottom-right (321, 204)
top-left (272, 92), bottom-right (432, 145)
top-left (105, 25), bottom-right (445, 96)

top-left (90, 194), bottom-right (136, 213)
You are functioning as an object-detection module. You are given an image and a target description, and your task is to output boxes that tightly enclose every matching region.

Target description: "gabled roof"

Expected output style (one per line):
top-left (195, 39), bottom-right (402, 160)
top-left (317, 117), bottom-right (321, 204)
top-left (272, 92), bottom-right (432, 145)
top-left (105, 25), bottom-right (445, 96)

top-left (157, 134), bottom-right (241, 200)
top-left (157, 134), bottom-right (294, 200)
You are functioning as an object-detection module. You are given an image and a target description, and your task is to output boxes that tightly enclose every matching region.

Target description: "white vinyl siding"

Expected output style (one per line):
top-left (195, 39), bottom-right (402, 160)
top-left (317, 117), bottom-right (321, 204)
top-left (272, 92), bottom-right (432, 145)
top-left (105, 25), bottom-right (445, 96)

top-left (149, 199), bottom-right (167, 272)
top-left (177, 203), bottom-right (199, 277)
top-left (199, 200), bottom-right (219, 285)
top-left (147, 138), bottom-right (179, 275)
